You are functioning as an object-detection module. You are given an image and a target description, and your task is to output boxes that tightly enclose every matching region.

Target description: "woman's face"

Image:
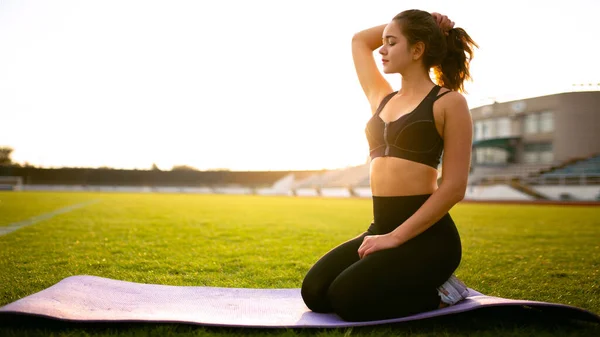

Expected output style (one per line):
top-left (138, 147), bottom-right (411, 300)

top-left (379, 21), bottom-right (413, 74)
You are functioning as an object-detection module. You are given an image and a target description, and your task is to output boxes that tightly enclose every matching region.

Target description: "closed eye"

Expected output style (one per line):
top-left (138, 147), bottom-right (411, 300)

top-left (383, 35), bottom-right (397, 46)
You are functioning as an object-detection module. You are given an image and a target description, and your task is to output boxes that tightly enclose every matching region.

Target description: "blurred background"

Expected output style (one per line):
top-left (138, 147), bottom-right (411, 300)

top-left (1, 0), bottom-right (599, 201)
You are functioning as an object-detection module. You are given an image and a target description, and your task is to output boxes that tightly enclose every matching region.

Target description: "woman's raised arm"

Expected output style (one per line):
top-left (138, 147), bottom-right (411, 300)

top-left (351, 24), bottom-right (393, 115)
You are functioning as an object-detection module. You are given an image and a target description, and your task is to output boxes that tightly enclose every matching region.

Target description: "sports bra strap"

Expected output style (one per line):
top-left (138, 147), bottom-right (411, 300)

top-left (432, 89), bottom-right (452, 102)
top-left (374, 91), bottom-right (398, 116)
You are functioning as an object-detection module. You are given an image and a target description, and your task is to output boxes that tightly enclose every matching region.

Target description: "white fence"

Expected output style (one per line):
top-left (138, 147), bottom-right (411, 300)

top-left (16, 183), bottom-right (600, 201)
top-left (6, 163), bottom-right (600, 201)
top-left (465, 185), bottom-right (534, 201)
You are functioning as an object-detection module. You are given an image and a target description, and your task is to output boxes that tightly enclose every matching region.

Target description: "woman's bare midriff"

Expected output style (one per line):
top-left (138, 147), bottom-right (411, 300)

top-left (370, 157), bottom-right (439, 196)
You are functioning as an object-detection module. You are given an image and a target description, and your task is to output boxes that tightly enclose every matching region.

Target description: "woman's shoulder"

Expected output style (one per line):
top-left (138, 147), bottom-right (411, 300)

top-left (435, 87), bottom-right (467, 107)
top-left (433, 87), bottom-right (470, 123)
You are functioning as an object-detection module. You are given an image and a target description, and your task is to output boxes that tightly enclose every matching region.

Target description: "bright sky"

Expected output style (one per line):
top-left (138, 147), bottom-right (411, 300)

top-left (1, 0), bottom-right (599, 171)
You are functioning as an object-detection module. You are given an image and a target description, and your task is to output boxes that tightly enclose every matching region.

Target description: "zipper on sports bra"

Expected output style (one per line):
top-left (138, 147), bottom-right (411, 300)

top-left (384, 122), bottom-right (390, 156)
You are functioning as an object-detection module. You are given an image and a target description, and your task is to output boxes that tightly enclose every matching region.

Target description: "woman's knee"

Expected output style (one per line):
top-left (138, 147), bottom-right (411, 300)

top-left (300, 272), bottom-right (331, 313)
top-left (326, 270), bottom-right (440, 322)
top-left (301, 233), bottom-right (368, 313)
top-left (326, 276), bottom-right (367, 321)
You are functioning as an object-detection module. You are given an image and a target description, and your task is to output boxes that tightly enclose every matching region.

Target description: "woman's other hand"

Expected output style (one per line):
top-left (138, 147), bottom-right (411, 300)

top-left (431, 12), bottom-right (455, 35)
top-left (357, 234), bottom-right (401, 259)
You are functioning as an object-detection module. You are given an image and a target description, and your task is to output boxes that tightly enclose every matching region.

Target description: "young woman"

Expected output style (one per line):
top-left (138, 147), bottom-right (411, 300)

top-left (301, 10), bottom-right (478, 322)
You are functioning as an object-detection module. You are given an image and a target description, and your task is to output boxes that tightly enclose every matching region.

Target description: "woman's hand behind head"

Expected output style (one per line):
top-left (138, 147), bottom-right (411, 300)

top-left (431, 12), bottom-right (455, 35)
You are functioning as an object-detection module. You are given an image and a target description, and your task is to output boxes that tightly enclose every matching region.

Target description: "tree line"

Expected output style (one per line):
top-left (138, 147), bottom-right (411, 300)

top-left (0, 147), bottom-right (223, 171)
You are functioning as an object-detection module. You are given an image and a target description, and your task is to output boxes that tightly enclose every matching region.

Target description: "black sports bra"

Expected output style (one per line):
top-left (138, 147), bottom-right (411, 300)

top-left (365, 85), bottom-right (450, 169)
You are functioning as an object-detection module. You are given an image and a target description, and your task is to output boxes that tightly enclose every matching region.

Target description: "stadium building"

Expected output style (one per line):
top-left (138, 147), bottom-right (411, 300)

top-left (469, 90), bottom-right (600, 184)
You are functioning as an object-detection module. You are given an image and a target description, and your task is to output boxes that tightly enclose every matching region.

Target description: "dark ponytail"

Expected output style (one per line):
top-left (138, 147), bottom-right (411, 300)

top-left (433, 28), bottom-right (478, 93)
top-left (393, 10), bottom-right (479, 93)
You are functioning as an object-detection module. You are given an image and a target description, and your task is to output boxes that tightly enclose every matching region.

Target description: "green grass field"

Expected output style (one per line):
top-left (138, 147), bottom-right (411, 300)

top-left (0, 191), bottom-right (599, 336)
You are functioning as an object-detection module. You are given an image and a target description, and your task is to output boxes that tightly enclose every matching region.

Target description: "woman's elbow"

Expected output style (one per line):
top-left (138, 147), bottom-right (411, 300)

top-left (442, 182), bottom-right (467, 203)
top-left (454, 183), bottom-right (467, 202)
top-left (455, 189), bottom-right (466, 202)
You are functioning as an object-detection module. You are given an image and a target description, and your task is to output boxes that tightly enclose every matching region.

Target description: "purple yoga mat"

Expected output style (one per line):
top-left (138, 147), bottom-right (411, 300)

top-left (0, 275), bottom-right (598, 327)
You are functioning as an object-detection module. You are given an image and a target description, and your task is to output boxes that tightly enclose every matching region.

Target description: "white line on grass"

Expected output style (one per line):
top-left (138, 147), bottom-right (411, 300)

top-left (0, 200), bottom-right (100, 236)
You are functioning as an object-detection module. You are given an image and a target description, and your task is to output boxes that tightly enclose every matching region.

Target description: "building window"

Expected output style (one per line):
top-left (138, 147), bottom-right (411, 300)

top-left (474, 118), bottom-right (513, 141)
top-left (524, 114), bottom-right (539, 134)
top-left (540, 111), bottom-right (554, 132)
top-left (474, 120), bottom-right (492, 140)
top-left (475, 147), bottom-right (509, 164)
top-left (523, 152), bottom-right (538, 164)
top-left (540, 151), bottom-right (554, 163)
top-left (524, 143), bottom-right (554, 164)
top-left (497, 117), bottom-right (511, 137)
top-left (524, 111), bottom-right (554, 134)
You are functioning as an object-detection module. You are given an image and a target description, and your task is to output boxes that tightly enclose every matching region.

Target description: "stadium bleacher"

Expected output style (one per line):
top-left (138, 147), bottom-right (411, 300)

top-left (291, 169), bottom-right (345, 191)
top-left (467, 153), bottom-right (600, 200)
top-left (540, 154), bottom-right (600, 176)
top-left (4, 153), bottom-right (600, 201)
top-left (468, 163), bottom-right (554, 185)
top-left (522, 154), bottom-right (600, 186)
top-left (320, 164), bottom-right (369, 188)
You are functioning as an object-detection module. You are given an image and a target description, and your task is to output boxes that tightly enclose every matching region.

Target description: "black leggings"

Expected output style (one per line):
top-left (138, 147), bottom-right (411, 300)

top-left (301, 194), bottom-right (462, 322)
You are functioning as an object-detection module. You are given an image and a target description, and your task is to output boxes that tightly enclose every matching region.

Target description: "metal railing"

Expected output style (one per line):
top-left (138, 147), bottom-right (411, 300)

top-left (471, 173), bottom-right (600, 186)
top-left (525, 173), bottom-right (600, 185)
